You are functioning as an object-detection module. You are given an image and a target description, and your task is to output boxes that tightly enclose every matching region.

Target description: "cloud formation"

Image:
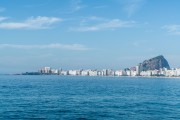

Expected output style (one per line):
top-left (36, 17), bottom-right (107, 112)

top-left (162, 25), bottom-right (180, 35)
top-left (0, 16), bottom-right (62, 29)
top-left (122, 0), bottom-right (146, 17)
top-left (71, 19), bottom-right (135, 31)
top-left (69, 0), bottom-right (85, 13)
top-left (0, 17), bottom-right (8, 22)
top-left (0, 43), bottom-right (89, 51)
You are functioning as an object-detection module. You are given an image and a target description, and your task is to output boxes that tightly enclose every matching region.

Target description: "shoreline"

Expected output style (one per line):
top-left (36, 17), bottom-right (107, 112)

top-left (2, 74), bottom-right (180, 79)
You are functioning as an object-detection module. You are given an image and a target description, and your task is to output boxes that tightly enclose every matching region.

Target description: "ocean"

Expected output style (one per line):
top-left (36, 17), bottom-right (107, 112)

top-left (0, 75), bottom-right (180, 120)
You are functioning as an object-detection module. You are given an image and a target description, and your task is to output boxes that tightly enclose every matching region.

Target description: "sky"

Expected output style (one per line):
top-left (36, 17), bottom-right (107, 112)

top-left (0, 0), bottom-right (180, 73)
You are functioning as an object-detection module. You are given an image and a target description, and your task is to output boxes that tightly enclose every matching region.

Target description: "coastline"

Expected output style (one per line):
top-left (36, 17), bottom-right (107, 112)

top-left (3, 74), bottom-right (180, 79)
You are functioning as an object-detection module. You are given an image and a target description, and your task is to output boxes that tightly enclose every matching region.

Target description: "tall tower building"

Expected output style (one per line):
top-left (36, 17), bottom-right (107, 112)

top-left (136, 65), bottom-right (140, 76)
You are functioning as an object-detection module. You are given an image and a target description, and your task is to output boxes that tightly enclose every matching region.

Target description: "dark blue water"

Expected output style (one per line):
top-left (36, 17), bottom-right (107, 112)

top-left (0, 75), bottom-right (180, 120)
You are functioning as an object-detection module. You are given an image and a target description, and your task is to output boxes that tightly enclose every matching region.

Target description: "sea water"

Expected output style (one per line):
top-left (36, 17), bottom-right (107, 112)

top-left (0, 75), bottom-right (180, 120)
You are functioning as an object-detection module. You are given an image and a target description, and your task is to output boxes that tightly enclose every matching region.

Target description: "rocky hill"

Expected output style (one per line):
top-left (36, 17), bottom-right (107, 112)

top-left (139, 55), bottom-right (170, 71)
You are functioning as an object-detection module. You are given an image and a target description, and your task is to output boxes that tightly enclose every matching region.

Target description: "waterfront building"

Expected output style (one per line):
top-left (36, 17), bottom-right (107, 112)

top-left (102, 69), bottom-right (108, 76)
top-left (136, 65), bottom-right (140, 75)
top-left (97, 71), bottom-right (103, 76)
top-left (35, 66), bottom-right (180, 77)
top-left (39, 67), bottom-right (51, 74)
top-left (51, 69), bottom-right (59, 74)
top-left (81, 70), bottom-right (89, 76)
top-left (68, 70), bottom-right (78, 76)
top-left (107, 69), bottom-right (114, 76)
top-left (76, 70), bottom-right (82, 76)
top-left (140, 71), bottom-right (152, 76)
top-left (126, 70), bottom-right (131, 76)
top-left (151, 70), bottom-right (159, 76)
top-left (89, 70), bottom-right (98, 76)
top-left (131, 70), bottom-right (137, 76)
top-left (175, 68), bottom-right (180, 76)
top-left (61, 70), bottom-right (68, 75)
top-left (115, 70), bottom-right (123, 76)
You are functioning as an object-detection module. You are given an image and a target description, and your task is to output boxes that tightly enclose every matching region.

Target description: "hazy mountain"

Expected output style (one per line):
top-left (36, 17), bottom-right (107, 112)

top-left (139, 55), bottom-right (170, 71)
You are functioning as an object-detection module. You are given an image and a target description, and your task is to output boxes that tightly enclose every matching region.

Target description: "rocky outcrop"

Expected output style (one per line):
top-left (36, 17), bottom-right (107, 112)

top-left (139, 55), bottom-right (170, 71)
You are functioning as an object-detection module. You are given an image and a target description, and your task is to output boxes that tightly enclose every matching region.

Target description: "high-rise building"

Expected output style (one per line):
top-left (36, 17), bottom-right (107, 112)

top-left (39, 67), bottom-right (51, 74)
top-left (136, 65), bottom-right (140, 76)
top-left (102, 69), bottom-right (108, 76)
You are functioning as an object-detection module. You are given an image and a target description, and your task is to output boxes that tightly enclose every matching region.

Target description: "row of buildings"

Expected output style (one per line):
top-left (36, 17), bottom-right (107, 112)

top-left (140, 68), bottom-right (180, 77)
top-left (38, 66), bottom-right (180, 77)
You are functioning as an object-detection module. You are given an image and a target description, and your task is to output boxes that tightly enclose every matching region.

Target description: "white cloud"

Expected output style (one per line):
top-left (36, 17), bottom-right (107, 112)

top-left (0, 17), bottom-right (8, 22)
top-left (79, 16), bottom-right (107, 26)
top-left (122, 0), bottom-right (146, 17)
top-left (0, 43), bottom-right (89, 51)
top-left (83, 16), bottom-right (106, 22)
top-left (71, 19), bottom-right (135, 31)
top-left (0, 16), bottom-right (62, 29)
top-left (69, 0), bottom-right (86, 13)
top-left (162, 25), bottom-right (180, 35)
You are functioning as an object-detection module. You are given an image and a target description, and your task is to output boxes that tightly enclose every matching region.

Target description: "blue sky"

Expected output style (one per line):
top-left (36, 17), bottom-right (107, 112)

top-left (0, 0), bottom-right (180, 73)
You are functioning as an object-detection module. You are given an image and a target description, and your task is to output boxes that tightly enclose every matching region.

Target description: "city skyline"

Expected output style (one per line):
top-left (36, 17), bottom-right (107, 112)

top-left (1, 0), bottom-right (180, 73)
top-left (22, 66), bottom-right (180, 77)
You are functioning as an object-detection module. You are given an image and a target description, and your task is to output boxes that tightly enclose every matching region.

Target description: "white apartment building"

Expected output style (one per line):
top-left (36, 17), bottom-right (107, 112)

top-left (131, 70), bottom-right (137, 76)
top-left (140, 71), bottom-right (152, 76)
top-left (68, 70), bottom-right (78, 76)
top-left (81, 70), bottom-right (89, 76)
top-left (115, 70), bottom-right (123, 76)
top-left (51, 69), bottom-right (59, 74)
top-left (61, 70), bottom-right (68, 75)
top-left (89, 70), bottom-right (98, 76)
